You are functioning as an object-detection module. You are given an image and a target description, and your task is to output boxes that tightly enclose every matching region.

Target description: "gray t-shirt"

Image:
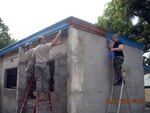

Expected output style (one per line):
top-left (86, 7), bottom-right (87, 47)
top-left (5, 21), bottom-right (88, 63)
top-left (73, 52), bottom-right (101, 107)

top-left (25, 48), bottom-right (35, 65)
top-left (34, 43), bottom-right (52, 63)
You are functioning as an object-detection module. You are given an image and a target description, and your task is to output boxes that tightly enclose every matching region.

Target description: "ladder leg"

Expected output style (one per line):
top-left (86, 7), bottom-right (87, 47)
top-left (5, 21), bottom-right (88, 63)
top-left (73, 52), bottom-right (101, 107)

top-left (20, 75), bottom-right (34, 113)
top-left (117, 71), bottom-right (125, 113)
top-left (33, 104), bottom-right (36, 113)
top-left (117, 80), bottom-right (124, 113)
top-left (35, 91), bottom-right (40, 113)
top-left (48, 91), bottom-right (53, 112)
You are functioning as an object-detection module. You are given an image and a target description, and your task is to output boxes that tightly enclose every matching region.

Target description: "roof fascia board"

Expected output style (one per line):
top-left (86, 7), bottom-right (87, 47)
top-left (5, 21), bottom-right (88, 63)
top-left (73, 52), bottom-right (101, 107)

top-left (144, 65), bottom-right (150, 71)
top-left (0, 22), bottom-right (70, 56)
top-left (67, 16), bottom-right (107, 36)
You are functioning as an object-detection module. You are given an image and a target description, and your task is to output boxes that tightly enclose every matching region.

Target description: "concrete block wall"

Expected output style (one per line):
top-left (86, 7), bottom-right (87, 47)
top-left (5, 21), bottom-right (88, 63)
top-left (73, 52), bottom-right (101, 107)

top-left (47, 31), bottom-right (68, 113)
top-left (1, 52), bottom-right (19, 113)
top-left (51, 56), bottom-right (68, 113)
top-left (123, 45), bottom-right (145, 113)
top-left (67, 27), bottom-right (113, 113)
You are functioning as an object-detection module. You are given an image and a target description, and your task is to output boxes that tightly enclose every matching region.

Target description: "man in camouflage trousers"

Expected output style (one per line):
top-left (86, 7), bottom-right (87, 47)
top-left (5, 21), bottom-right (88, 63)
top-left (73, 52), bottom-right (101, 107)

top-left (33, 31), bottom-right (61, 101)
top-left (24, 42), bottom-right (35, 98)
top-left (111, 34), bottom-right (124, 85)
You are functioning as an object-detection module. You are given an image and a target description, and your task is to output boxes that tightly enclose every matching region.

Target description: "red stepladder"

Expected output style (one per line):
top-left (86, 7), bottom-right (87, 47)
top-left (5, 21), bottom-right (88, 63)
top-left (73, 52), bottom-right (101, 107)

top-left (35, 90), bottom-right (53, 113)
top-left (19, 75), bottom-right (53, 113)
top-left (19, 75), bottom-right (35, 113)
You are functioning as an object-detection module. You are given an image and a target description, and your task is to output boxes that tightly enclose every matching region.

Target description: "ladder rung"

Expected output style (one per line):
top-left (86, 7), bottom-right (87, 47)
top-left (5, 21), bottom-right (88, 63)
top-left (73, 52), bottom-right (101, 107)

top-left (38, 101), bottom-right (51, 104)
top-left (29, 89), bottom-right (36, 91)
top-left (111, 92), bottom-right (128, 95)
top-left (38, 111), bottom-right (52, 113)
top-left (120, 106), bottom-right (130, 109)
top-left (26, 103), bottom-right (36, 105)
top-left (25, 106), bottom-right (35, 109)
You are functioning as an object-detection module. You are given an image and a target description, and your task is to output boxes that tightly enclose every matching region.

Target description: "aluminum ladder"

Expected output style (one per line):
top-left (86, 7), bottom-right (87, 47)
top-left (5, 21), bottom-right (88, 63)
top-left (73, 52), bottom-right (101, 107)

top-left (106, 70), bottom-right (131, 113)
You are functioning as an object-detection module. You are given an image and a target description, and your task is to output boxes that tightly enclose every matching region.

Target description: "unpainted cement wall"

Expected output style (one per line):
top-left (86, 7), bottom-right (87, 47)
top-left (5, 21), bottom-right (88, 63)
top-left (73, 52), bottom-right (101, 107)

top-left (47, 32), bottom-right (68, 113)
top-left (0, 52), bottom-right (19, 113)
top-left (67, 27), bottom-right (144, 113)
top-left (123, 44), bottom-right (144, 113)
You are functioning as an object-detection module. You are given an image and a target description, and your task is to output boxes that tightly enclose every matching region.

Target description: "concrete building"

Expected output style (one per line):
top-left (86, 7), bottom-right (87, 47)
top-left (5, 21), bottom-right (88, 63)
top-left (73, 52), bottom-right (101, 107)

top-left (144, 66), bottom-right (150, 107)
top-left (0, 16), bottom-right (145, 113)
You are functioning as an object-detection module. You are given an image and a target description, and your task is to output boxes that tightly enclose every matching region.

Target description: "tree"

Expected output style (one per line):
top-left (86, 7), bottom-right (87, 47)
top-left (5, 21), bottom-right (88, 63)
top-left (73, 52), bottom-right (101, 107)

top-left (97, 0), bottom-right (150, 66)
top-left (0, 18), bottom-right (16, 49)
top-left (125, 0), bottom-right (150, 66)
top-left (127, 0), bottom-right (150, 24)
top-left (97, 0), bottom-right (132, 37)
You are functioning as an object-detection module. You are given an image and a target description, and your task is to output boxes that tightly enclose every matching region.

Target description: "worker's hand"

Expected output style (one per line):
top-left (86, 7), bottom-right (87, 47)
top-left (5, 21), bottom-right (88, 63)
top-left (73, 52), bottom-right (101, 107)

top-left (58, 31), bottom-right (61, 36)
top-left (111, 48), bottom-right (115, 51)
top-left (25, 68), bottom-right (28, 72)
top-left (107, 39), bottom-right (110, 44)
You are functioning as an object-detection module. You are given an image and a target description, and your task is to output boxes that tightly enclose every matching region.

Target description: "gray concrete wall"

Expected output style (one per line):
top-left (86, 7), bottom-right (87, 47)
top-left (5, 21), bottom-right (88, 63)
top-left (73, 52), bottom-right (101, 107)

top-left (124, 45), bottom-right (145, 113)
top-left (16, 47), bottom-right (26, 113)
top-left (51, 56), bottom-right (68, 113)
top-left (67, 27), bottom-right (144, 113)
top-left (44, 34), bottom-right (68, 113)
top-left (1, 52), bottom-right (19, 113)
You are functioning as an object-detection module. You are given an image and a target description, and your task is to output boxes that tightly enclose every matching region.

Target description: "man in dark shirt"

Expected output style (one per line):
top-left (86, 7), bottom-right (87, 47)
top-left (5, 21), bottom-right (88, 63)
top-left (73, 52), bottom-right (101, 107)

top-left (111, 34), bottom-right (124, 85)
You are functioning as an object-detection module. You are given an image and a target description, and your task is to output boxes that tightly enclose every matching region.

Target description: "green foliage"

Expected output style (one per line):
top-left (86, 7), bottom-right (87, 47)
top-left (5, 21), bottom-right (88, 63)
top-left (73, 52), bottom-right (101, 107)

top-left (97, 0), bottom-right (133, 37)
top-left (0, 18), bottom-right (17, 49)
top-left (127, 0), bottom-right (150, 24)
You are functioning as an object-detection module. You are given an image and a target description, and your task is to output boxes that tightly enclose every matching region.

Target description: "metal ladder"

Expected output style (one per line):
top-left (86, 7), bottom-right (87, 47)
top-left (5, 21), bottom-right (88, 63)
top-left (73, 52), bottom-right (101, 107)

top-left (19, 75), bottom-right (53, 113)
top-left (106, 70), bottom-right (131, 113)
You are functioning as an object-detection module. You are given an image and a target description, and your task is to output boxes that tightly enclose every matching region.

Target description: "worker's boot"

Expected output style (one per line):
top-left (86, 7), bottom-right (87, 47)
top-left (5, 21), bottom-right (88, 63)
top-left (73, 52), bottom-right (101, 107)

top-left (43, 93), bottom-right (49, 101)
top-left (113, 76), bottom-right (122, 85)
top-left (38, 92), bottom-right (49, 101)
top-left (113, 75), bottom-right (119, 85)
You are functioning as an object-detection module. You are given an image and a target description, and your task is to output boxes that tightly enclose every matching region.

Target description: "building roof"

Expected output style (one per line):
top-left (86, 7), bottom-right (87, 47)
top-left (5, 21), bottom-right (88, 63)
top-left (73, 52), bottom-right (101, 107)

top-left (144, 65), bottom-right (150, 75)
top-left (145, 65), bottom-right (150, 71)
top-left (0, 16), bottom-right (144, 56)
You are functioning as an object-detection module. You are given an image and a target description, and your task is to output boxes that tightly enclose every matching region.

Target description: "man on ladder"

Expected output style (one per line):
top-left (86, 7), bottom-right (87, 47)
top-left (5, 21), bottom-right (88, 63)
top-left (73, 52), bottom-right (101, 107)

top-left (24, 42), bottom-right (36, 98)
top-left (32, 31), bottom-right (61, 113)
top-left (107, 34), bottom-right (132, 113)
top-left (110, 34), bottom-right (124, 85)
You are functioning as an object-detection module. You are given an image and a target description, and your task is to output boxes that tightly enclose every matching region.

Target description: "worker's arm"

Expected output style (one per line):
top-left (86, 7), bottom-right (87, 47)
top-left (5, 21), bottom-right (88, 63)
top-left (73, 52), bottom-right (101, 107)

top-left (107, 39), bottom-right (113, 50)
top-left (51, 31), bottom-right (61, 48)
top-left (111, 44), bottom-right (124, 51)
top-left (31, 50), bottom-right (36, 64)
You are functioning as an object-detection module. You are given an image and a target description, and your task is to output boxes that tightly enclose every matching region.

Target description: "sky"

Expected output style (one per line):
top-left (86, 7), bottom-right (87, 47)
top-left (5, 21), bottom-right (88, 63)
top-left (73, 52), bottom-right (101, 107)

top-left (0, 0), bottom-right (111, 40)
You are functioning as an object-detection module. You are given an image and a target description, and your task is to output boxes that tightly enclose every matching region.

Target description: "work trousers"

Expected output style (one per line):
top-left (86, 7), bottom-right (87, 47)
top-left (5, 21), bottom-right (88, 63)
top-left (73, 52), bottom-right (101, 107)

top-left (113, 56), bottom-right (124, 81)
top-left (35, 62), bottom-right (50, 96)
